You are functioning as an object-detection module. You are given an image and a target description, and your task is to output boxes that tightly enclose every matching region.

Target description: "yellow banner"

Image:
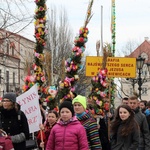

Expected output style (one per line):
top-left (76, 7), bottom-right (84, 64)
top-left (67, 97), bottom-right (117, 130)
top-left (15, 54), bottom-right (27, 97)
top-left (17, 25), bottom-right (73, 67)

top-left (86, 56), bottom-right (136, 78)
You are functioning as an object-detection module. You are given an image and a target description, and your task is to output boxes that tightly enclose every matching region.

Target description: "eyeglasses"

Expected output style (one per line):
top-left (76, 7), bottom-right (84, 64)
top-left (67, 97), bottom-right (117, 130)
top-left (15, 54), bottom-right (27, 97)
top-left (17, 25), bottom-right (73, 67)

top-left (1, 100), bottom-right (11, 103)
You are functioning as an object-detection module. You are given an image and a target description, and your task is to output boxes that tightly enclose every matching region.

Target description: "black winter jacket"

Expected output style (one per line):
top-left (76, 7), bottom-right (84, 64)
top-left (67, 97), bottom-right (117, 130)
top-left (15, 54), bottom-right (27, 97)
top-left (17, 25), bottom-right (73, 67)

top-left (134, 108), bottom-right (150, 150)
top-left (111, 121), bottom-right (139, 150)
top-left (0, 107), bottom-right (29, 150)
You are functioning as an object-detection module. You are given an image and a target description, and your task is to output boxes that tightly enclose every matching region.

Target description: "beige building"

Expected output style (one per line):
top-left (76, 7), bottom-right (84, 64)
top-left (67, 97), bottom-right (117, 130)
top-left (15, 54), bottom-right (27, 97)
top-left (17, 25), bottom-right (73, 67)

top-left (0, 29), bottom-right (35, 96)
top-left (120, 38), bottom-right (150, 101)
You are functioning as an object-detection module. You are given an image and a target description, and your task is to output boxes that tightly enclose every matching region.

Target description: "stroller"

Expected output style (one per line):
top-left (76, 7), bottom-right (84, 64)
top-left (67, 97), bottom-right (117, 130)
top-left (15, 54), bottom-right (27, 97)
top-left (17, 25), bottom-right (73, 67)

top-left (0, 129), bottom-right (14, 150)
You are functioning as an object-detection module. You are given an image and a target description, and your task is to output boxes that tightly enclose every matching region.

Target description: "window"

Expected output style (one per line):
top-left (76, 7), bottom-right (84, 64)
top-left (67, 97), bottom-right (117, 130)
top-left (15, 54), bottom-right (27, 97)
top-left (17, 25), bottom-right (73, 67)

top-left (6, 71), bottom-right (9, 92)
top-left (0, 69), bottom-right (1, 84)
top-left (129, 88), bottom-right (133, 95)
top-left (10, 42), bottom-right (15, 56)
top-left (141, 53), bottom-right (148, 61)
top-left (7, 42), bottom-right (9, 54)
top-left (12, 47), bottom-right (14, 56)
top-left (13, 72), bottom-right (15, 85)
top-left (142, 87), bottom-right (147, 95)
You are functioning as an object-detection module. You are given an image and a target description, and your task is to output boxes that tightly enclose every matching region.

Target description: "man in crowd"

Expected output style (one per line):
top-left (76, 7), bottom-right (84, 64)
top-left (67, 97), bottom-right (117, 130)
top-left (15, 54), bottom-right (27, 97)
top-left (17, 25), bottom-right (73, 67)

top-left (139, 100), bottom-right (147, 113)
top-left (128, 96), bottom-right (150, 150)
top-left (122, 97), bottom-right (129, 105)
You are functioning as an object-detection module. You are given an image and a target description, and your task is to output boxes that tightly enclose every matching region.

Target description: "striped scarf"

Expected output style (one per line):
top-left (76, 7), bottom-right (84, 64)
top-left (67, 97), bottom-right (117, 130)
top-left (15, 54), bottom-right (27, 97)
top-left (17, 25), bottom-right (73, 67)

top-left (77, 112), bottom-right (102, 150)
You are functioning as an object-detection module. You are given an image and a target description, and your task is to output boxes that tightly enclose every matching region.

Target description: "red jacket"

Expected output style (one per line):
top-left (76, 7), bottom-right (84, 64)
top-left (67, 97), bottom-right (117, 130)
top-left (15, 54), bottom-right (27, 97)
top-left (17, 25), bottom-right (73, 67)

top-left (36, 123), bottom-right (56, 148)
top-left (46, 116), bottom-right (88, 150)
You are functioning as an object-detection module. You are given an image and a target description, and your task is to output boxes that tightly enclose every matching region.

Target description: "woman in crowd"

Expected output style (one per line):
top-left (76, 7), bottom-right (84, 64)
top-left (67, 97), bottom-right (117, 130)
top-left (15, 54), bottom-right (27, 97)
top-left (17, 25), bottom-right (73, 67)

top-left (72, 95), bottom-right (102, 150)
top-left (46, 101), bottom-right (88, 150)
top-left (37, 110), bottom-right (59, 149)
top-left (0, 92), bottom-right (29, 150)
top-left (110, 104), bottom-right (140, 150)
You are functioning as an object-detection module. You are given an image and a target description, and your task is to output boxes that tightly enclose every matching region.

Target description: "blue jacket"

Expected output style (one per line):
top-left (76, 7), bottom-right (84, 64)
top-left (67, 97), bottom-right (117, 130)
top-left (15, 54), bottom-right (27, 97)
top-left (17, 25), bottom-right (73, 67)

top-left (145, 109), bottom-right (150, 116)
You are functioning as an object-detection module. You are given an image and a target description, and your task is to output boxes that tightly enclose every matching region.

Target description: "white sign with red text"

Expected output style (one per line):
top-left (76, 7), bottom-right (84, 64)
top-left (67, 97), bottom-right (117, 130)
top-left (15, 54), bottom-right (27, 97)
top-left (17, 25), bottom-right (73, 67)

top-left (16, 84), bottom-right (42, 133)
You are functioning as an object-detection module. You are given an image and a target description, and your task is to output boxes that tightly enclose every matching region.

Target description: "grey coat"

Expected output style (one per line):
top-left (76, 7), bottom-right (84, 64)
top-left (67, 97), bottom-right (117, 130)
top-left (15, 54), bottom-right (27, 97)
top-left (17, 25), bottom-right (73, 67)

top-left (134, 108), bottom-right (150, 150)
top-left (111, 122), bottom-right (139, 150)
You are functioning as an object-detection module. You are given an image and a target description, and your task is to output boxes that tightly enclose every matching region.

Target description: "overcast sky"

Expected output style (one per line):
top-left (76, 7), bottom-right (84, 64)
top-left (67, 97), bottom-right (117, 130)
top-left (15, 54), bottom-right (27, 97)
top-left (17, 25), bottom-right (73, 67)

top-left (46, 0), bottom-right (150, 56)
top-left (49, 0), bottom-right (150, 56)
top-left (3, 0), bottom-right (150, 56)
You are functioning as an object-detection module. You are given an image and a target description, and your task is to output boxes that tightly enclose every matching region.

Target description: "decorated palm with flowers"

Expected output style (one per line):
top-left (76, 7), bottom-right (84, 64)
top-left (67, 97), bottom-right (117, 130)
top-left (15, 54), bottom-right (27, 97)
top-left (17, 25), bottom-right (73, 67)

top-left (23, 0), bottom-right (94, 110)
top-left (89, 68), bottom-right (108, 115)
top-left (33, 0), bottom-right (47, 92)
top-left (23, 0), bottom-right (47, 93)
top-left (23, 0), bottom-right (55, 106)
top-left (89, 44), bottom-right (111, 115)
top-left (22, 75), bottom-right (36, 91)
top-left (57, 0), bottom-right (94, 103)
top-left (57, 27), bottom-right (89, 103)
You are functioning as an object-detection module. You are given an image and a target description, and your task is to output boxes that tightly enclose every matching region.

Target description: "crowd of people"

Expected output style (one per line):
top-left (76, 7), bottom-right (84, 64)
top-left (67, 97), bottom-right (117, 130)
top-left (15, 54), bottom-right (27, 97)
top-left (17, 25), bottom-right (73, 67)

top-left (1, 92), bottom-right (150, 150)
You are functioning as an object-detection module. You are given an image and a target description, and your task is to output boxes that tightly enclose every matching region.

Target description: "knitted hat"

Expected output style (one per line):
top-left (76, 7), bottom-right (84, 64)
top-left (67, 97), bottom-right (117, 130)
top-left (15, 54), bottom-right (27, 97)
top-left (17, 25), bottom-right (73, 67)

top-left (59, 101), bottom-right (74, 116)
top-left (3, 92), bottom-right (16, 103)
top-left (72, 95), bottom-right (87, 110)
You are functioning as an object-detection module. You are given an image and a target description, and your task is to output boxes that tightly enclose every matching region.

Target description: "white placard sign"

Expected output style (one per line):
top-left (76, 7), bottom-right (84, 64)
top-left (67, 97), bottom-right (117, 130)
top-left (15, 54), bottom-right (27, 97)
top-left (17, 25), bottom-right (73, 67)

top-left (16, 84), bottom-right (42, 133)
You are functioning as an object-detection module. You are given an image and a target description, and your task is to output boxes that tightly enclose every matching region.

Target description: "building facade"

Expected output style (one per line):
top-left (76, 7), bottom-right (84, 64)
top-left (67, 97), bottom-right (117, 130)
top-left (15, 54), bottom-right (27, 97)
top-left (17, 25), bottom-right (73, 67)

top-left (120, 38), bottom-right (150, 101)
top-left (0, 29), bottom-right (35, 96)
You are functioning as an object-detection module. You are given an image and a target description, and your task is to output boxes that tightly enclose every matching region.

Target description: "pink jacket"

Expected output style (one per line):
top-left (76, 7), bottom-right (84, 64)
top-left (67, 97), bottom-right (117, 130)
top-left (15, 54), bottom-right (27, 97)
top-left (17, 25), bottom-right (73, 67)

top-left (46, 116), bottom-right (88, 150)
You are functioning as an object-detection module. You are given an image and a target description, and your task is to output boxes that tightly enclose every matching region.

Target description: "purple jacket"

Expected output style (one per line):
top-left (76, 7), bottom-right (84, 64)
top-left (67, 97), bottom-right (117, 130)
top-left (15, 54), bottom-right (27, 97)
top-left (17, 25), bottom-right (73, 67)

top-left (46, 116), bottom-right (88, 150)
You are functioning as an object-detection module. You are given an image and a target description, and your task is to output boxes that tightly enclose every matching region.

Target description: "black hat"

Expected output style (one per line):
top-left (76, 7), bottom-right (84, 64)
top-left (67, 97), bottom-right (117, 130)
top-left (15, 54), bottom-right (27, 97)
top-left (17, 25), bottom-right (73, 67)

top-left (3, 92), bottom-right (16, 103)
top-left (59, 101), bottom-right (74, 116)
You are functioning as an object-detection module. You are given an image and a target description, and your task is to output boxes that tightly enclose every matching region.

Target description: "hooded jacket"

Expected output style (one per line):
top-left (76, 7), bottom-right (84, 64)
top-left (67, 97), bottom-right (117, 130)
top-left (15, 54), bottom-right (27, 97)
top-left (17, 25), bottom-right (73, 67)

top-left (46, 116), bottom-right (88, 150)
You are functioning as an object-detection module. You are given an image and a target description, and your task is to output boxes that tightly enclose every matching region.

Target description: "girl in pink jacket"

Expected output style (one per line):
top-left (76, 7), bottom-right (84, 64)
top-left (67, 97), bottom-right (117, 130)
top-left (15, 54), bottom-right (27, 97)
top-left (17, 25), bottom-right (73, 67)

top-left (46, 101), bottom-right (88, 150)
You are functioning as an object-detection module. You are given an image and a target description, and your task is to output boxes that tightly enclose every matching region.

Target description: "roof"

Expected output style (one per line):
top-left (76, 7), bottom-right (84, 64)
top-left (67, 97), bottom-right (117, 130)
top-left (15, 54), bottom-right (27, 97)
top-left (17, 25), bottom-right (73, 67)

top-left (0, 28), bottom-right (35, 43)
top-left (127, 40), bottom-right (150, 63)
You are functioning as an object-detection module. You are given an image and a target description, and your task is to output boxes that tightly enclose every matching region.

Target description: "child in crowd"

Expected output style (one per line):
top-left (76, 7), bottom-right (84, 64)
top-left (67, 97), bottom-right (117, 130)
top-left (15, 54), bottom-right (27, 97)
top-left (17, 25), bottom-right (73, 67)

top-left (72, 95), bottom-right (102, 150)
top-left (37, 110), bottom-right (59, 149)
top-left (46, 101), bottom-right (88, 150)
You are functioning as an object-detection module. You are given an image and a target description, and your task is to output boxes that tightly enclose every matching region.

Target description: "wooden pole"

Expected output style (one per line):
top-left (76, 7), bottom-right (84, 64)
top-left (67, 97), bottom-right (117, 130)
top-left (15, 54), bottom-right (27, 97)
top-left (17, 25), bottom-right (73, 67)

top-left (40, 130), bottom-right (44, 150)
top-left (108, 84), bottom-right (111, 139)
top-left (101, 5), bottom-right (103, 54)
top-left (96, 40), bottom-right (100, 57)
